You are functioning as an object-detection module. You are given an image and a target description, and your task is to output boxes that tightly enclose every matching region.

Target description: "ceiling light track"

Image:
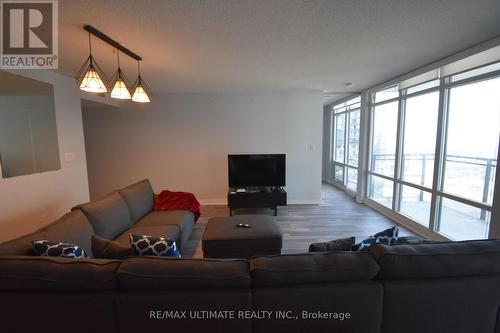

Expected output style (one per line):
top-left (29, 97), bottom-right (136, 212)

top-left (84, 25), bottom-right (142, 61)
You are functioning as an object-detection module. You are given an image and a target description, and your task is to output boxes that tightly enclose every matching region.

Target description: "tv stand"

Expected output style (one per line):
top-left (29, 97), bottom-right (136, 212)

top-left (228, 187), bottom-right (287, 216)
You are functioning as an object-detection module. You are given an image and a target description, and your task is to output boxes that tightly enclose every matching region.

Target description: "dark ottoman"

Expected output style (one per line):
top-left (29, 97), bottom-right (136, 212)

top-left (202, 215), bottom-right (282, 259)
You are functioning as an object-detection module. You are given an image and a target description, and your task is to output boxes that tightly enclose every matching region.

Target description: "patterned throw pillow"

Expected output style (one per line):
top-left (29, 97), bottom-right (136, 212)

top-left (32, 240), bottom-right (88, 258)
top-left (129, 234), bottom-right (181, 257)
top-left (351, 226), bottom-right (399, 252)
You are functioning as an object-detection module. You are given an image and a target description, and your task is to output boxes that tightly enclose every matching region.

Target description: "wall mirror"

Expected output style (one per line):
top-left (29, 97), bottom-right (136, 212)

top-left (0, 71), bottom-right (60, 178)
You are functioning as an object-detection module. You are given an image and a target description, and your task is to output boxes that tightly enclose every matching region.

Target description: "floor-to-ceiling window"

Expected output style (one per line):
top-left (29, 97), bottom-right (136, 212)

top-left (329, 96), bottom-right (361, 192)
top-left (437, 67), bottom-right (500, 239)
top-left (397, 86), bottom-right (439, 227)
top-left (368, 87), bottom-right (399, 207)
top-left (367, 62), bottom-right (500, 240)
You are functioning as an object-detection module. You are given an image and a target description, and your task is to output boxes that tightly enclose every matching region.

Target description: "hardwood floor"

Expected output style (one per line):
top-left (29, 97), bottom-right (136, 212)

top-left (182, 183), bottom-right (415, 258)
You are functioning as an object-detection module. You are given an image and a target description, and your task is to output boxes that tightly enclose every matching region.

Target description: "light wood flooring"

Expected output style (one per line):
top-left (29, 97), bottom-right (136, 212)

top-left (182, 183), bottom-right (415, 258)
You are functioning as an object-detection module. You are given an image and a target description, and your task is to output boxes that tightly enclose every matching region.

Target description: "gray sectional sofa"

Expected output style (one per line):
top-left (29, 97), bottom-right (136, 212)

top-left (0, 179), bottom-right (499, 333)
top-left (0, 240), bottom-right (500, 333)
top-left (73, 179), bottom-right (195, 251)
top-left (0, 179), bottom-right (195, 258)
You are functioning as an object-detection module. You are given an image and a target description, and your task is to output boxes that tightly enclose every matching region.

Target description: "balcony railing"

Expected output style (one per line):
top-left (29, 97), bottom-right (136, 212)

top-left (368, 153), bottom-right (496, 220)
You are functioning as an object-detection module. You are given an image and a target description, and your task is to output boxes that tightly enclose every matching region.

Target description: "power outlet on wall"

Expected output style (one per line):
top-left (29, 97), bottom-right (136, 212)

top-left (64, 152), bottom-right (76, 162)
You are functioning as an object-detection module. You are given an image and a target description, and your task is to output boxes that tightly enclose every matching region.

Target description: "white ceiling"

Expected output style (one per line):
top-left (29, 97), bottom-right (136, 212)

top-left (59, 0), bottom-right (500, 102)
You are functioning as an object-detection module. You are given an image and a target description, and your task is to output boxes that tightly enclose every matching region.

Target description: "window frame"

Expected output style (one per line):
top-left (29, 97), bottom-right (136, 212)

top-left (329, 96), bottom-right (362, 190)
top-left (365, 62), bottom-right (500, 239)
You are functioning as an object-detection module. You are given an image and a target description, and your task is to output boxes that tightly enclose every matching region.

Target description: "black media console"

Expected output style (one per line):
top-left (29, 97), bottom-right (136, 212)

top-left (227, 187), bottom-right (287, 216)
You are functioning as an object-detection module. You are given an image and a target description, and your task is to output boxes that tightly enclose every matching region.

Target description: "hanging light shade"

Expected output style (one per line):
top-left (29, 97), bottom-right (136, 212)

top-left (111, 75), bottom-right (131, 99)
top-left (132, 61), bottom-right (151, 103)
top-left (109, 50), bottom-right (131, 99)
top-left (75, 33), bottom-right (108, 93)
top-left (132, 77), bottom-right (151, 103)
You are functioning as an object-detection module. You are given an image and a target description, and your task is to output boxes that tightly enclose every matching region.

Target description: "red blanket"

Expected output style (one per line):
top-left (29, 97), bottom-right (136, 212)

top-left (154, 190), bottom-right (201, 222)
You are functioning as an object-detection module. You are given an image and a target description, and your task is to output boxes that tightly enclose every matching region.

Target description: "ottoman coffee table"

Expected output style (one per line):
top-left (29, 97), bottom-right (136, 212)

top-left (202, 215), bottom-right (282, 259)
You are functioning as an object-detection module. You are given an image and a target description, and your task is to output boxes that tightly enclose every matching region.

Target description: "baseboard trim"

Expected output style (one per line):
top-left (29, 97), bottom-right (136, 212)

top-left (288, 200), bottom-right (321, 205)
top-left (199, 199), bottom-right (321, 206)
top-left (199, 199), bottom-right (227, 205)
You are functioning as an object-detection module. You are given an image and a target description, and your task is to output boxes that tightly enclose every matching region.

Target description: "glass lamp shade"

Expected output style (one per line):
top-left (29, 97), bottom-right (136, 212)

top-left (111, 78), bottom-right (131, 99)
top-left (79, 67), bottom-right (107, 93)
top-left (132, 84), bottom-right (151, 103)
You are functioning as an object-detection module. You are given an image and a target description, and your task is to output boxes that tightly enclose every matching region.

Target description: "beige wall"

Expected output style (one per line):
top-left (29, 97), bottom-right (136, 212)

top-left (0, 70), bottom-right (90, 242)
top-left (82, 91), bottom-right (323, 204)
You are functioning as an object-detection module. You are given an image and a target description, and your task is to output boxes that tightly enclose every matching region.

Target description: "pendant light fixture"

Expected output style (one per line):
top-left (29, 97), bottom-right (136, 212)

top-left (132, 60), bottom-right (151, 103)
top-left (75, 25), bottom-right (152, 103)
top-left (109, 50), bottom-right (131, 99)
top-left (75, 32), bottom-right (108, 93)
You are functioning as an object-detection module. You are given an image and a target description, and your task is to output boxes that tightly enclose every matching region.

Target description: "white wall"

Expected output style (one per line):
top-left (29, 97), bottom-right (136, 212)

top-left (82, 91), bottom-right (323, 204)
top-left (0, 70), bottom-right (90, 242)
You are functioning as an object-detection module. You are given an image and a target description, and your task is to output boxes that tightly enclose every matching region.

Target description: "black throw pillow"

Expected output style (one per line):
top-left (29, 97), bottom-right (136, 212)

top-left (308, 237), bottom-right (356, 252)
top-left (91, 235), bottom-right (132, 259)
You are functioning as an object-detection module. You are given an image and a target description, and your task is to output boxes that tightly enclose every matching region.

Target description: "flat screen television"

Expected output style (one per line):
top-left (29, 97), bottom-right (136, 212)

top-left (228, 154), bottom-right (286, 187)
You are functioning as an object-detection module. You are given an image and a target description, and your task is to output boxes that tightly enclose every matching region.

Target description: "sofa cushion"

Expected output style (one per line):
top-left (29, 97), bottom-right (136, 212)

top-left (130, 234), bottom-right (181, 257)
top-left (250, 252), bottom-right (380, 286)
top-left (369, 239), bottom-right (500, 280)
top-left (135, 210), bottom-right (194, 229)
top-left (113, 226), bottom-right (180, 247)
top-left (92, 235), bottom-right (132, 259)
top-left (309, 237), bottom-right (356, 252)
top-left (75, 192), bottom-right (133, 240)
top-left (117, 257), bottom-right (251, 290)
top-left (0, 256), bottom-right (120, 291)
top-left (118, 179), bottom-right (154, 223)
top-left (0, 210), bottom-right (94, 256)
top-left (136, 210), bottom-right (195, 251)
top-left (32, 240), bottom-right (88, 258)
